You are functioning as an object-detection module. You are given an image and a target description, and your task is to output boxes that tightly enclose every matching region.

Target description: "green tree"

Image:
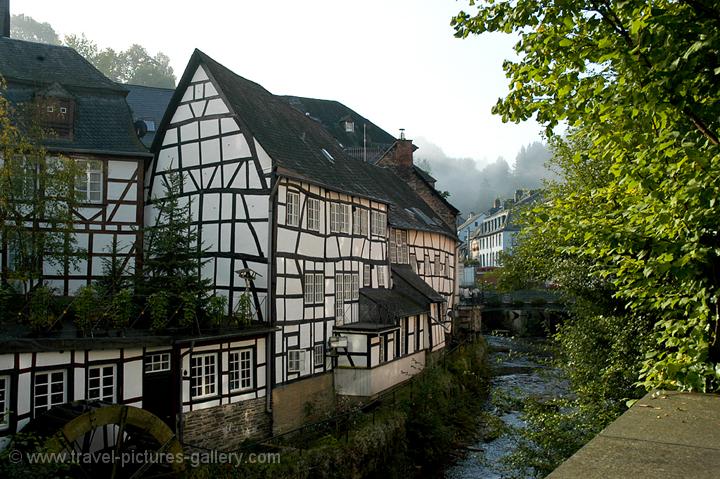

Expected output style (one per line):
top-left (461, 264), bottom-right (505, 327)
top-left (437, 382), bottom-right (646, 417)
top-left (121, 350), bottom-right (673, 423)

top-left (63, 35), bottom-right (176, 88)
top-left (0, 82), bottom-right (82, 298)
top-left (10, 14), bottom-right (60, 45)
top-left (141, 170), bottom-right (212, 330)
top-left (454, 0), bottom-right (720, 392)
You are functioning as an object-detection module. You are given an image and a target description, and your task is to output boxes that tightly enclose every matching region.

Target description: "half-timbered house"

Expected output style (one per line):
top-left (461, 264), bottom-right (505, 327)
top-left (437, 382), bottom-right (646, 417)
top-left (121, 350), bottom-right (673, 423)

top-left (0, 37), bottom-right (150, 295)
top-left (148, 50), bottom-right (459, 435)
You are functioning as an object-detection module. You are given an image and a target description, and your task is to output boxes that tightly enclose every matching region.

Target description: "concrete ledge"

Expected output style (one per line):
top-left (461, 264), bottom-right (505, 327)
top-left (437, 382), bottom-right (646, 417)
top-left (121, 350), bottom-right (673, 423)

top-left (547, 391), bottom-right (720, 479)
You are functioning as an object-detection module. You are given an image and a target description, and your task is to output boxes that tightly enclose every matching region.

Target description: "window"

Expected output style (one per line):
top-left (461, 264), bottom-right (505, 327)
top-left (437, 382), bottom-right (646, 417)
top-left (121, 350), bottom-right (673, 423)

top-left (286, 191), bottom-right (300, 227)
top-left (390, 229), bottom-right (409, 264)
top-left (307, 198), bottom-right (321, 231)
top-left (190, 353), bottom-right (217, 399)
top-left (288, 349), bottom-right (304, 373)
top-left (46, 105), bottom-right (54, 113)
top-left (439, 255), bottom-right (446, 276)
top-left (378, 337), bottom-right (385, 364)
top-left (410, 253), bottom-right (417, 273)
top-left (351, 274), bottom-right (359, 300)
top-left (60, 106), bottom-right (67, 114)
top-left (434, 254), bottom-right (441, 276)
top-left (229, 349), bottom-right (253, 392)
top-left (335, 274), bottom-right (345, 319)
top-left (304, 273), bottom-right (324, 304)
top-left (0, 376), bottom-right (9, 430)
top-left (371, 211), bottom-right (386, 236)
top-left (344, 273), bottom-right (353, 304)
top-left (424, 256), bottom-right (430, 275)
top-left (344, 120), bottom-right (354, 133)
top-left (330, 203), bottom-right (350, 234)
top-left (363, 264), bottom-right (371, 287)
top-left (314, 344), bottom-right (324, 368)
top-left (75, 159), bottom-right (103, 203)
top-left (377, 265), bottom-right (386, 288)
top-left (145, 352), bottom-right (171, 372)
top-left (34, 370), bottom-right (66, 417)
top-left (352, 208), bottom-right (368, 235)
top-left (87, 365), bottom-right (115, 402)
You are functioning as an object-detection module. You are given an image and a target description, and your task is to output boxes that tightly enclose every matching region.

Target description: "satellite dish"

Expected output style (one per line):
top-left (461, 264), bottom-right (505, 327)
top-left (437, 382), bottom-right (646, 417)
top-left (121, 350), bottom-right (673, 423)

top-left (134, 120), bottom-right (148, 138)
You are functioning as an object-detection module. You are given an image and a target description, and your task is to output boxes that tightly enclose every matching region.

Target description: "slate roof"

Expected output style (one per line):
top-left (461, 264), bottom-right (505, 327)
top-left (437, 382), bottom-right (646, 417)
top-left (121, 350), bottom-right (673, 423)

top-left (124, 84), bottom-right (174, 147)
top-left (281, 95), bottom-right (396, 150)
top-left (0, 37), bottom-right (149, 157)
top-left (160, 50), bottom-right (456, 238)
top-left (391, 265), bottom-right (445, 303)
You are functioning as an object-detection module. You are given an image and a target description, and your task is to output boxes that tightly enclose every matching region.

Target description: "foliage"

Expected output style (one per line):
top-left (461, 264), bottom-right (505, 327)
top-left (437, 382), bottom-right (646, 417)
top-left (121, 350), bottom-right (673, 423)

top-left (10, 14), bottom-right (175, 87)
top-left (10, 14), bottom-right (61, 45)
top-left (0, 84), bottom-right (83, 296)
top-left (27, 285), bottom-right (55, 331)
top-left (73, 284), bottom-right (102, 334)
top-left (0, 432), bottom-right (70, 478)
top-left (63, 34), bottom-right (176, 88)
top-left (107, 288), bottom-right (133, 329)
top-left (206, 294), bottom-right (229, 326)
top-left (453, 0), bottom-right (720, 393)
top-left (142, 169), bottom-right (218, 330)
top-left (148, 291), bottom-right (170, 332)
top-left (233, 293), bottom-right (252, 326)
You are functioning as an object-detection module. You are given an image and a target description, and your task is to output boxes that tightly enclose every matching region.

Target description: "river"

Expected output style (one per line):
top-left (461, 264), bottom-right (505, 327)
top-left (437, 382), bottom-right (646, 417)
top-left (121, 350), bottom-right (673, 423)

top-left (445, 335), bottom-right (569, 479)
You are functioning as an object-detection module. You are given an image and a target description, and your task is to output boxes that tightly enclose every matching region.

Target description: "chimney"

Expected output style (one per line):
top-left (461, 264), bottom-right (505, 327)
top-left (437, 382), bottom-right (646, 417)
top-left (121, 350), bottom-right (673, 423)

top-left (0, 0), bottom-right (9, 38)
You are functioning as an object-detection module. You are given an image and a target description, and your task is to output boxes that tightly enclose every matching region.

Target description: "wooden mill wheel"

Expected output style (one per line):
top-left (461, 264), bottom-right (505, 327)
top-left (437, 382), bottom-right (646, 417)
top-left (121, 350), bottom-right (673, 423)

top-left (27, 401), bottom-right (184, 478)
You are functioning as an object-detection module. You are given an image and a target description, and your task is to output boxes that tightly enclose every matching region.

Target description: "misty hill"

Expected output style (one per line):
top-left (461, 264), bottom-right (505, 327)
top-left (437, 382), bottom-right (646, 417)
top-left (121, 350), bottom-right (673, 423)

top-left (415, 140), bottom-right (558, 217)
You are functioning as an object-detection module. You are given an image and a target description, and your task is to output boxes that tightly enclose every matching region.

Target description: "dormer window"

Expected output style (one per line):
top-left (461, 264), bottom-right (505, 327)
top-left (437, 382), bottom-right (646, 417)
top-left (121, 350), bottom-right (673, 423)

top-left (35, 83), bottom-right (76, 140)
top-left (344, 120), bottom-right (354, 133)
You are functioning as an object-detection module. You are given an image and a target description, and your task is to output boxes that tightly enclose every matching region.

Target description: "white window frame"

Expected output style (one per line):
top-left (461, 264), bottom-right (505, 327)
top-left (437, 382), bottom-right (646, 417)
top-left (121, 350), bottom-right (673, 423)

top-left (330, 203), bottom-right (350, 234)
top-left (314, 344), bottom-right (324, 368)
top-left (363, 264), bottom-right (371, 287)
top-left (75, 159), bottom-right (103, 204)
top-left (377, 265), bottom-right (386, 288)
top-left (307, 197), bottom-right (321, 231)
top-left (287, 349), bottom-right (305, 373)
top-left (286, 191), bottom-right (300, 227)
top-left (0, 375), bottom-right (9, 430)
top-left (351, 273), bottom-right (359, 301)
top-left (33, 370), bottom-right (66, 417)
top-left (87, 364), bottom-right (116, 402)
top-left (353, 208), bottom-right (369, 236)
top-left (190, 353), bottom-right (217, 399)
top-left (371, 211), bottom-right (387, 236)
top-left (229, 349), bottom-right (253, 392)
top-left (304, 273), bottom-right (325, 305)
top-left (60, 106), bottom-right (67, 114)
top-left (335, 273), bottom-right (345, 319)
top-left (344, 120), bottom-right (354, 133)
top-left (145, 352), bottom-right (171, 373)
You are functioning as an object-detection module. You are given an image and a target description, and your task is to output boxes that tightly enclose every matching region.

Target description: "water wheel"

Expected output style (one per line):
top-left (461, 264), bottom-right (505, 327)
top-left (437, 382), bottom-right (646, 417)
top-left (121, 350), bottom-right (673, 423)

top-left (25, 401), bottom-right (184, 478)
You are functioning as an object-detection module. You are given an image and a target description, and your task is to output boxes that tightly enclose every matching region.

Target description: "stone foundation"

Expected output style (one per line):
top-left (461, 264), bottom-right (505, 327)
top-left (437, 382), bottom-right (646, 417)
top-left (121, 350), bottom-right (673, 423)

top-left (182, 397), bottom-right (271, 450)
top-left (271, 372), bottom-right (335, 435)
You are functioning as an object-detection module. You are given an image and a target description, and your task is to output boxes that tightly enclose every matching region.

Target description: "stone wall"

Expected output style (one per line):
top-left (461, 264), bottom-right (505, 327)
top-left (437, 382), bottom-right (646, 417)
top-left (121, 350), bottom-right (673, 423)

top-left (271, 372), bottom-right (335, 435)
top-left (182, 397), bottom-right (271, 450)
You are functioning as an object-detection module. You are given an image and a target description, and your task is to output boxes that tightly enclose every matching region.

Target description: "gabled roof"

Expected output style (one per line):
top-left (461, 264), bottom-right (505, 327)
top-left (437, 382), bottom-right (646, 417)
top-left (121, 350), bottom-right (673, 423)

top-left (0, 37), bottom-right (149, 157)
top-left (157, 49), bottom-right (456, 238)
top-left (124, 84), bottom-right (174, 147)
top-left (281, 95), bottom-right (396, 150)
top-left (391, 265), bottom-right (445, 303)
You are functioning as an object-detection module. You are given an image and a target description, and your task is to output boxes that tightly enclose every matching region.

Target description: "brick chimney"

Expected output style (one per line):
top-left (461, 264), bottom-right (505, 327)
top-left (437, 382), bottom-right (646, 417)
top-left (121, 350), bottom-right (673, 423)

top-left (1, 0), bottom-right (9, 38)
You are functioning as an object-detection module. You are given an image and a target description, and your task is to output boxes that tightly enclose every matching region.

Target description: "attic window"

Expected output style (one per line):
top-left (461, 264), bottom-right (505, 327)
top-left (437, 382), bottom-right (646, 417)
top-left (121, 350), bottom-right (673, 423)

top-left (344, 120), bottom-right (355, 133)
top-left (47, 105), bottom-right (54, 113)
top-left (60, 107), bottom-right (67, 114)
top-left (321, 148), bottom-right (335, 163)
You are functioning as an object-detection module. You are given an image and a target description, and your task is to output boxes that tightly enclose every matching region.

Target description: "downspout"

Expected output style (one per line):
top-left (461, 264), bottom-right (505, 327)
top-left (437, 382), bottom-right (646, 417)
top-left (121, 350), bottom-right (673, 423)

top-left (265, 166), bottom-right (279, 413)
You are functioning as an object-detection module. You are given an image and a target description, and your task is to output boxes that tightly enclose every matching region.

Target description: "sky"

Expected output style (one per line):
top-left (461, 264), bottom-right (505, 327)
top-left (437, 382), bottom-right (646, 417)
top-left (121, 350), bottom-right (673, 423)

top-left (15, 0), bottom-right (543, 167)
